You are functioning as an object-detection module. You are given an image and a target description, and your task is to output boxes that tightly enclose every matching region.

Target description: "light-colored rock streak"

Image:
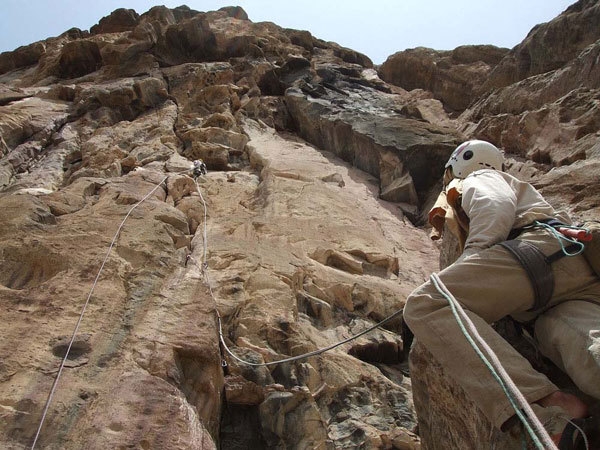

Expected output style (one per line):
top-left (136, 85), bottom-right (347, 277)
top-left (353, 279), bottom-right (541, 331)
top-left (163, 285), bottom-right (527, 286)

top-left (208, 120), bottom-right (436, 448)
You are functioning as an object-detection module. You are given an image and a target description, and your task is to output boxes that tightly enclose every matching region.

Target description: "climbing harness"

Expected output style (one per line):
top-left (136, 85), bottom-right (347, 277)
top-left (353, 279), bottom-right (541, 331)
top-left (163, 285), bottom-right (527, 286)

top-left (533, 220), bottom-right (588, 257)
top-left (508, 219), bottom-right (589, 257)
top-left (500, 220), bottom-right (591, 313)
top-left (499, 239), bottom-right (556, 312)
top-left (430, 273), bottom-right (558, 450)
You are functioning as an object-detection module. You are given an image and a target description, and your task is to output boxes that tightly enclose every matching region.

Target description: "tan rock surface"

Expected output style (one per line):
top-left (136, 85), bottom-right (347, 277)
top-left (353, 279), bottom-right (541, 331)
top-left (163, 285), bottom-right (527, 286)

top-left (0, 114), bottom-right (434, 448)
top-left (1, 2), bottom-right (600, 449)
top-left (210, 122), bottom-right (433, 448)
top-left (0, 8), bottom-right (436, 446)
top-left (378, 46), bottom-right (509, 112)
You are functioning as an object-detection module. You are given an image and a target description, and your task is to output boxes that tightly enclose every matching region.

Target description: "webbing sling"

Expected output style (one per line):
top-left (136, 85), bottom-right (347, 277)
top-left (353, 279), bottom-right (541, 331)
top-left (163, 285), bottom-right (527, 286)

top-left (499, 240), bottom-right (581, 312)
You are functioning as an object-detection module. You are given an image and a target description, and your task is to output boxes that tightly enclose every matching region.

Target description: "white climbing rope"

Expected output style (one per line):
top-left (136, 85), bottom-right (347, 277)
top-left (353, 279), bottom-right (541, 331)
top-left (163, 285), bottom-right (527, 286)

top-left (430, 273), bottom-right (558, 450)
top-left (194, 178), bottom-right (209, 269)
top-left (564, 418), bottom-right (590, 450)
top-left (217, 302), bottom-right (403, 367)
top-left (31, 170), bottom-right (184, 450)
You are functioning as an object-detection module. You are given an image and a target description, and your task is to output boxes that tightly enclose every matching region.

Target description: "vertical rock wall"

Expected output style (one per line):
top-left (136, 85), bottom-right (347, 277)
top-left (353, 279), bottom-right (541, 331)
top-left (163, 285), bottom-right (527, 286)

top-left (0, 6), bottom-right (445, 449)
top-left (1, 2), bottom-right (600, 449)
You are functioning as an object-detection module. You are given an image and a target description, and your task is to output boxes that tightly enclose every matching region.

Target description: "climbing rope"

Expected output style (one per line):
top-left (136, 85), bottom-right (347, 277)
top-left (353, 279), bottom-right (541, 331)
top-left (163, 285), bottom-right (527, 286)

top-left (564, 418), bottom-right (590, 450)
top-left (31, 162), bottom-right (403, 450)
top-left (193, 177), bottom-right (209, 269)
top-left (31, 170), bottom-right (186, 450)
top-left (430, 273), bottom-right (557, 450)
top-left (216, 302), bottom-right (403, 368)
top-left (533, 221), bottom-right (587, 257)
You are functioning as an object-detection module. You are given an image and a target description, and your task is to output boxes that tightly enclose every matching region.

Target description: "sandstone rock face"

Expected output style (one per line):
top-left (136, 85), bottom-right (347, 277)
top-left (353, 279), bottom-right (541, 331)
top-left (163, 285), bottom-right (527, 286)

top-left (0, 6), bottom-right (430, 450)
top-left (1, 2), bottom-right (599, 450)
top-left (459, 40), bottom-right (600, 176)
top-left (482, 0), bottom-right (600, 90)
top-left (217, 123), bottom-right (429, 449)
top-left (410, 344), bottom-right (522, 450)
top-left (378, 46), bottom-right (509, 111)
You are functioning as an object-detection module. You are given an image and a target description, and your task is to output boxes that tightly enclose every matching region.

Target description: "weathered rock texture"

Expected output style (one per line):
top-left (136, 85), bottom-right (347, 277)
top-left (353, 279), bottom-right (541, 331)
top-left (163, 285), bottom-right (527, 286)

top-left (379, 45), bottom-right (509, 112)
top-left (0, 1), bottom-right (599, 449)
top-left (0, 5), bottom-right (435, 450)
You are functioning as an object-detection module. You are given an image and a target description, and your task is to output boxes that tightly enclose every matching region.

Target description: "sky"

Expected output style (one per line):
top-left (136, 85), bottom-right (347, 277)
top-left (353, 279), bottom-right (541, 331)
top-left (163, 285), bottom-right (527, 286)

top-left (0, 0), bottom-right (575, 65)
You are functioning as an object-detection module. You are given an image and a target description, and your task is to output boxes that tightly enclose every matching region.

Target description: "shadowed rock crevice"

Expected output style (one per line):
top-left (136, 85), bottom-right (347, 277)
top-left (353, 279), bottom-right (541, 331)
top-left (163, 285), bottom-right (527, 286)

top-left (51, 334), bottom-right (92, 360)
top-left (219, 403), bottom-right (268, 449)
top-left (296, 291), bottom-right (334, 328)
top-left (57, 40), bottom-right (103, 79)
top-left (348, 341), bottom-right (404, 365)
top-left (172, 347), bottom-right (224, 439)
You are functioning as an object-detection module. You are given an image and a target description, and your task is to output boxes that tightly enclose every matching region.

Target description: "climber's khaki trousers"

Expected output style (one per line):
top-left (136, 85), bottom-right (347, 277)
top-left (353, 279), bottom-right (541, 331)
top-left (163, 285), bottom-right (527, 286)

top-left (404, 227), bottom-right (600, 429)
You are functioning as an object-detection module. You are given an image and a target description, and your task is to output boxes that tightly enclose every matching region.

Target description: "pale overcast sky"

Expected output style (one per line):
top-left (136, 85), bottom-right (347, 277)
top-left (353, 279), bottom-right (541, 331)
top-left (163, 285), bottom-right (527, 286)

top-left (0, 0), bottom-right (575, 64)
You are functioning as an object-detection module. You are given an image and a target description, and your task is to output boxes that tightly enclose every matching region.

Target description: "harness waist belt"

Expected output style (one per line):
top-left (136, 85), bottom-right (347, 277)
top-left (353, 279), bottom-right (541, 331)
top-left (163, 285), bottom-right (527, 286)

top-left (507, 218), bottom-right (565, 240)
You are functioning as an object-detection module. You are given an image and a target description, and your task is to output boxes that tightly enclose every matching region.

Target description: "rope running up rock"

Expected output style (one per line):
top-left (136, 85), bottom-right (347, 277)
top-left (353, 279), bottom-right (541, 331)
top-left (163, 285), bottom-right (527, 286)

top-left (31, 172), bottom-right (174, 450)
top-left (430, 273), bottom-right (558, 450)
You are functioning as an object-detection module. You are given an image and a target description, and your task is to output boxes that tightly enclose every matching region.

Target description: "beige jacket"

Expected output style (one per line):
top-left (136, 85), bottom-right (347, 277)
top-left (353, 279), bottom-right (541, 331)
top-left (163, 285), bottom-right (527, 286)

top-left (429, 169), bottom-right (570, 257)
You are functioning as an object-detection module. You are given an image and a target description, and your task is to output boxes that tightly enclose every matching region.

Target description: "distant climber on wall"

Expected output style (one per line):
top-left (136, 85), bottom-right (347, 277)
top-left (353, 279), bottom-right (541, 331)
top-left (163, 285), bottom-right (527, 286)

top-left (193, 159), bottom-right (208, 178)
top-left (403, 140), bottom-right (600, 447)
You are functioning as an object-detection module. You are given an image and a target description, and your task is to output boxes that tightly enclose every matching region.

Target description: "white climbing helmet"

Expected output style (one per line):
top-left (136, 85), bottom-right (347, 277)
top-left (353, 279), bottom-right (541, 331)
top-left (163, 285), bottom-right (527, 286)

top-left (445, 140), bottom-right (504, 179)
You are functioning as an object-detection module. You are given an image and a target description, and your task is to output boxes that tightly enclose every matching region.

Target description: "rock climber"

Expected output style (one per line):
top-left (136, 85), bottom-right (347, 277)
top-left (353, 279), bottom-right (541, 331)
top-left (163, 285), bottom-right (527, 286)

top-left (193, 159), bottom-right (207, 177)
top-left (403, 140), bottom-right (600, 447)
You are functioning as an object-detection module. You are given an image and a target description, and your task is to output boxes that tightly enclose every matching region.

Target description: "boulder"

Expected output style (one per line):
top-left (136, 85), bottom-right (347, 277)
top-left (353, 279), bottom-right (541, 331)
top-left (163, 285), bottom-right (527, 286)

top-left (153, 15), bottom-right (218, 66)
top-left (284, 88), bottom-right (462, 207)
top-left (0, 42), bottom-right (46, 75)
top-left (379, 45), bottom-right (509, 111)
top-left (90, 8), bottom-right (140, 35)
top-left (218, 6), bottom-right (249, 21)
